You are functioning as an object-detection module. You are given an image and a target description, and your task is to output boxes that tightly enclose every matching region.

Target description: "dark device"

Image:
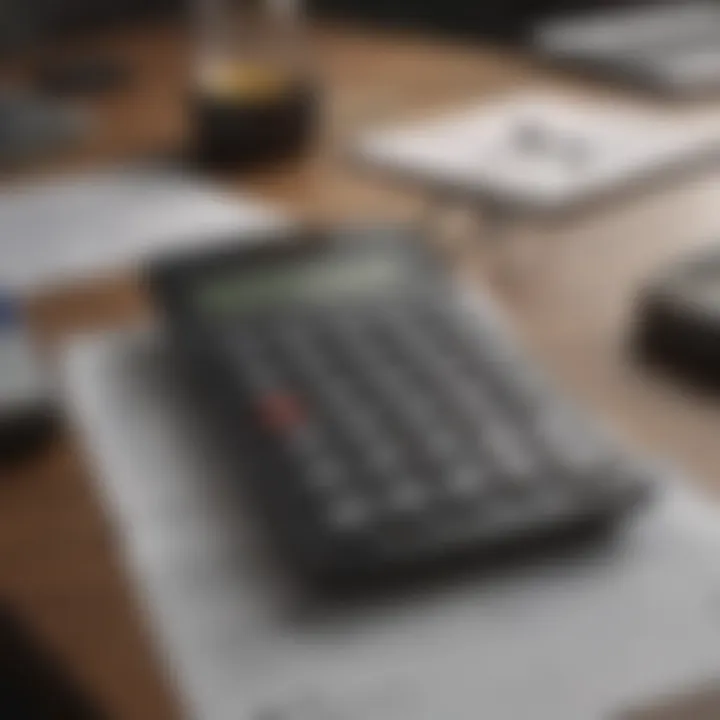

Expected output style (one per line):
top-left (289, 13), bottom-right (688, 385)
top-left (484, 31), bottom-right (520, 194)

top-left (636, 247), bottom-right (720, 388)
top-left (0, 0), bottom-right (179, 50)
top-left (534, 2), bottom-right (720, 96)
top-left (35, 56), bottom-right (131, 97)
top-left (0, 405), bottom-right (57, 468)
top-left (306, 0), bottom-right (626, 41)
top-left (150, 227), bottom-right (651, 588)
top-left (0, 604), bottom-right (104, 719)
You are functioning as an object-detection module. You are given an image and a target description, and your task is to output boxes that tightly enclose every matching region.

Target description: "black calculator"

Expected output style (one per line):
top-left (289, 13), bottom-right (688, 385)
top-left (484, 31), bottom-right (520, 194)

top-left (150, 226), bottom-right (651, 588)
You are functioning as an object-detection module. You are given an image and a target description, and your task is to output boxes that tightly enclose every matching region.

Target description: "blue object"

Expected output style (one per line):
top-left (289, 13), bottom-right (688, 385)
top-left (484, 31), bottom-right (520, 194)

top-left (0, 292), bottom-right (56, 466)
top-left (0, 293), bottom-right (19, 327)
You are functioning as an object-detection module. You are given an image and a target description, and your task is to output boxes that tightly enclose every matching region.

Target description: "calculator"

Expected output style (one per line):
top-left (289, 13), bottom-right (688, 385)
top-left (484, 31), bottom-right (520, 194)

top-left (150, 226), bottom-right (652, 588)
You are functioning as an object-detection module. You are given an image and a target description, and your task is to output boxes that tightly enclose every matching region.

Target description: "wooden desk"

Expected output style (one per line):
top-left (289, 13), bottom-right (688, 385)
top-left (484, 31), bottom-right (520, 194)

top-left (3, 21), bottom-right (720, 719)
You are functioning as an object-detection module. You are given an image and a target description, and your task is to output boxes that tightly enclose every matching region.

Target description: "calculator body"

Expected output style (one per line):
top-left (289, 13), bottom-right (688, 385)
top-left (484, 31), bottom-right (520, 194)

top-left (149, 227), bottom-right (649, 588)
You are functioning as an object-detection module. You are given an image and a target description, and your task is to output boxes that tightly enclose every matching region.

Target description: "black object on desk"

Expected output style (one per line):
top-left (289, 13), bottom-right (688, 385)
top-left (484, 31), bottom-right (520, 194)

top-left (0, 297), bottom-right (58, 469)
top-left (636, 248), bottom-right (720, 389)
top-left (35, 56), bottom-right (131, 97)
top-left (0, 91), bottom-right (84, 167)
top-left (0, 406), bottom-right (57, 468)
top-left (307, 0), bottom-right (611, 39)
top-left (150, 226), bottom-right (651, 590)
top-left (0, 604), bottom-right (104, 719)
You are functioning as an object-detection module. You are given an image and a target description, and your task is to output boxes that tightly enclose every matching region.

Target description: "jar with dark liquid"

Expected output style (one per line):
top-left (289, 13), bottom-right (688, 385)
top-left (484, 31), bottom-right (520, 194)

top-left (191, 0), bottom-right (319, 168)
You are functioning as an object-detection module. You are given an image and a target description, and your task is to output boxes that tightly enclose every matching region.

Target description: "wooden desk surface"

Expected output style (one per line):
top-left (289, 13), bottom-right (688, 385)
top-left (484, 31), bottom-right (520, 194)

top-left (3, 20), bottom-right (720, 719)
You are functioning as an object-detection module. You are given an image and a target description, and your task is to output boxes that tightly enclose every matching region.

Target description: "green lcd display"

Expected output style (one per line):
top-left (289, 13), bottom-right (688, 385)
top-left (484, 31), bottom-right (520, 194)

top-left (196, 257), bottom-right (405, 315)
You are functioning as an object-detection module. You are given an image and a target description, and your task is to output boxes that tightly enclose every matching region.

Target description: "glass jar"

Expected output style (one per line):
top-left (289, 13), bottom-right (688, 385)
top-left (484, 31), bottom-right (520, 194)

top-left (191, 0), bottom-right (319, 168)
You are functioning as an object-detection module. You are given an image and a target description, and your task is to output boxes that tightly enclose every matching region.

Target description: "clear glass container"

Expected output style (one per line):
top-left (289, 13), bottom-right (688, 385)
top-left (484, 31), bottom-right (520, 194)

top-left (195, 0), bottom-right (309, 92)
top-left (191, 0), bottom-right (318, 166)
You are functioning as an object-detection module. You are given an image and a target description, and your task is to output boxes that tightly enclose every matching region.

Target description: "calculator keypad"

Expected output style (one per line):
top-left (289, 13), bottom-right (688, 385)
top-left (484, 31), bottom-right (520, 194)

top-left (221, 297), bottom-right (646, 555)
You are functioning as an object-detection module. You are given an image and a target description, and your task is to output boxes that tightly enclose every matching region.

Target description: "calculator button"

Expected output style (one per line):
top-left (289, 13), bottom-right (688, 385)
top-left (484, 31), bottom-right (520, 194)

top-left (335, 392), bottom-right (376, 424)
top-left (533, 487), bottom-right (577, 516)
top-left (364, 444), bottom-right (403, 477)
top-left (326, 496), bottom-right (372, 532)
top-left (425, 308), bottom-right (548, 414)
top-left (229, 344), bottom-right (286, 393)
top-left (386, 483), bottom-right (427, 514)
top-left (535, 410), bottom-right (606, 474)
top-left (317, 383), bottom-right (359, 420)
top-left (448, 382), bottom-right (537, 478)
top-left (233, 354), bottom-right (278, 390)
top-left (273, 326), bottom-right (335, 382)
top-left (444, 467), bottom-right (487, 498)
top-left (255, 393), bottom-right (307, 433)
top-left (482, 423), bottom-right (538, 484)
top-left (305, 457), bottom-right (346, 491)
top-left (424, 427), bottom-right (461, 461)
top-left (484, 498), bottom-right (536, 534)
top-left (284, 424), bottom-right (322, 452)
top-left (402, 393), bottom-right (437, 422)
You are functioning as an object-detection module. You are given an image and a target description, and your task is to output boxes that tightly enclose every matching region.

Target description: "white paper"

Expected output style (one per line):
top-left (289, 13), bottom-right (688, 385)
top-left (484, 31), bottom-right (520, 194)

top-left (61, 328), bottom-right (720, 720)
top-left (355, 92), bottom-right (720, 214)
top-left (0, 167), bottom-right (287, 294)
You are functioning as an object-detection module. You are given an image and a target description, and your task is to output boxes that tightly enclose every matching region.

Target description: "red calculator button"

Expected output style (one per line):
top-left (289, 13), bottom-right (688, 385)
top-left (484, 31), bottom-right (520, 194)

top-left (256, 393), bottom-right (307, 432)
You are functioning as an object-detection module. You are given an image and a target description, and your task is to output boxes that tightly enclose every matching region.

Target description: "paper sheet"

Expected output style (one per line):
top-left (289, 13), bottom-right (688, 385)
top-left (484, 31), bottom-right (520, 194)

top-left (0, 167), bottom-right (287, 294)
top-left (355, 93), bottom-right (720, 214)
top-left (61, 329), bottom-right (720, 720)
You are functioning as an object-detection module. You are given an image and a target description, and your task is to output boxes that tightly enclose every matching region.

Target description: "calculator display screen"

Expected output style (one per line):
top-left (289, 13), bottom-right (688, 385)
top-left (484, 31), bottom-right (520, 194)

top-left (196, 257), bottom-right (406, 315)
